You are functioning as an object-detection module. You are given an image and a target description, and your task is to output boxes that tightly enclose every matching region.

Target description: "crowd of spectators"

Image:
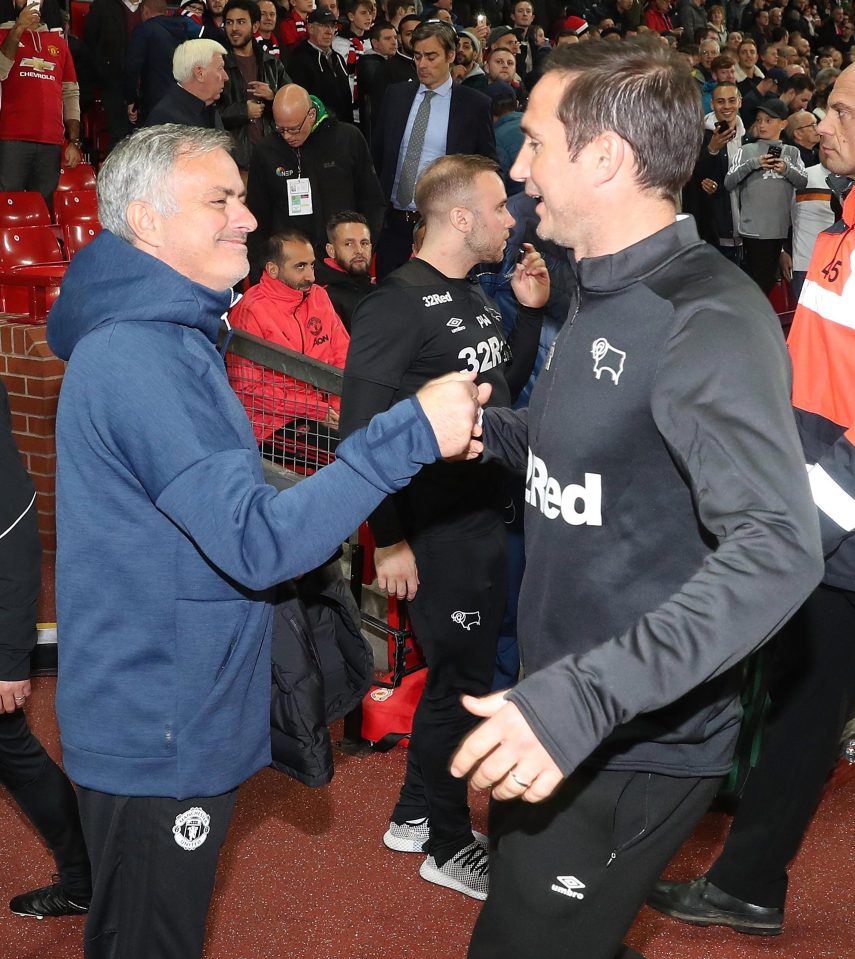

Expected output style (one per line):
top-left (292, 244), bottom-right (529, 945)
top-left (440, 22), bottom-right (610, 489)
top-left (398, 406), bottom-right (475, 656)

top-left (2, 0), bottom-right (850, 304)
top-left (2, 0), bottom-right (850, 300)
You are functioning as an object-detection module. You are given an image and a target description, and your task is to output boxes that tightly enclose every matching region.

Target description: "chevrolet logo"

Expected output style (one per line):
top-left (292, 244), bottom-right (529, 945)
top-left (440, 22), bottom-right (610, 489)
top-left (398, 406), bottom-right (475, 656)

top-left (20, 57), bottom-right (55, 71)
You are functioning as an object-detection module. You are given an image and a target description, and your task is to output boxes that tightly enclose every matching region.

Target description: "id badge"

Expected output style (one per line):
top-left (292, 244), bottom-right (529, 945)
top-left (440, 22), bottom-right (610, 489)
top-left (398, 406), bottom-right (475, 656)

top-left (287, 177), bottom-right (313, 216)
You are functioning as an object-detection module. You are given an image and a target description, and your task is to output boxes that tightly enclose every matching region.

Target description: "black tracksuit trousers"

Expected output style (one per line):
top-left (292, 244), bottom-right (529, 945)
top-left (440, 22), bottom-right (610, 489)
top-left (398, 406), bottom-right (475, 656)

top-left (78, 786), bottom-right (237, 959)
top-left (0, 495), bottom-right (90, 902)
top-left (391, 523), bottom-right (507, 864)
top-left (469, 766), bottom-right (720, 959)
top-left (707, 582), bottom-right (855, 909)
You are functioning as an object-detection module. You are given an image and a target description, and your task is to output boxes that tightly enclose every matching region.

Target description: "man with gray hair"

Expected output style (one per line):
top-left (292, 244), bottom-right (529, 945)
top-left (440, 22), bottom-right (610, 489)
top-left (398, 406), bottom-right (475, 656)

top-left (46, 123), bottom-right (488, 959)
top-left (144, 37), bottom-right (228, 127)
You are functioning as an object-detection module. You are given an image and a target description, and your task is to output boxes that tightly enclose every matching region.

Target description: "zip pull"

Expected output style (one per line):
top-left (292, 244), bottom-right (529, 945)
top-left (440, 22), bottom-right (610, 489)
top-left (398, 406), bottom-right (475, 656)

top-left (606, 850), bottom-right (616, 869)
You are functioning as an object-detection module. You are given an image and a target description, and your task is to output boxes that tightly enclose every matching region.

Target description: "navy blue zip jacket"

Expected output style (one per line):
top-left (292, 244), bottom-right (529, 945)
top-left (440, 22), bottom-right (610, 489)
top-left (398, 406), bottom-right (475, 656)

top-left (48, 230), bottom-right (440, 799)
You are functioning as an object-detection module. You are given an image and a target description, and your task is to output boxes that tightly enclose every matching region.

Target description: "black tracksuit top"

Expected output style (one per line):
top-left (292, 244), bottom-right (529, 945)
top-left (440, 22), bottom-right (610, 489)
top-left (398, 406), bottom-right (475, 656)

top-left (483, 216), bottom-right (824, 778)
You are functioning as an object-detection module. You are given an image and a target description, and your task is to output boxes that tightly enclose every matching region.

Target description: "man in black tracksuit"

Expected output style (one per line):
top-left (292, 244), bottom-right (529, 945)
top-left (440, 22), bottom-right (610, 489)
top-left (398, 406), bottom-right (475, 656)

top-left (340, 154), bottom-right (546, 901)
top-left (450, 43), bottom-right (824, 959)
top-left (0, 380), bottom-right (91, 920)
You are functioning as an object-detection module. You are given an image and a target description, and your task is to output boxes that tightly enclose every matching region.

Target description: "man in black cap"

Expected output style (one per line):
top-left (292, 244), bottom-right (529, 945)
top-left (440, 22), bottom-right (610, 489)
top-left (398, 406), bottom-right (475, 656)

top-left (724, 97), bottom-right (807, 293)
top-left (286, 7), bottom-right (353, 123)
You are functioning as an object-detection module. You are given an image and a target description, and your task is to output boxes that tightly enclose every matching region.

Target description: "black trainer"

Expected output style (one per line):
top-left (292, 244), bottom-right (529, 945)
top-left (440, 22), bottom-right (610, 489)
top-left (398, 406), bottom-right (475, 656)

top-left (9, 881), bottom-right (90, 919)
top-left (646, 876), bottom-right (783, 936)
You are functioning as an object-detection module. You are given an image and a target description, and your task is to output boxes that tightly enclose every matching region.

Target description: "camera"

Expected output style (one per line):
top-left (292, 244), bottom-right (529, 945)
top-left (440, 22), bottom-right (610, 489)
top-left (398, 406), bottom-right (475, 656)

top-left (766, 144), bottom-right (782, 159)
top-left (714, 120), bottom-right (729, 134)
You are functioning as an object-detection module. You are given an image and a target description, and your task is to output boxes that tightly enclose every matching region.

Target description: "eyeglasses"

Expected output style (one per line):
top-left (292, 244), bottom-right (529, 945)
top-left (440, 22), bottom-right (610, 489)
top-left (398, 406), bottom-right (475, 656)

top-left (796, 121), bottom-right (819, 130)
top-left (275, 107), bottom-right (314, 136)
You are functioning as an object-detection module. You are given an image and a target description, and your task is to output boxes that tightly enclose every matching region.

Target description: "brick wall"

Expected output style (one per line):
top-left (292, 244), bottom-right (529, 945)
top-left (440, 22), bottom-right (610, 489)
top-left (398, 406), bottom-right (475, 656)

top-left (0, 318), bottom-right (64, 557)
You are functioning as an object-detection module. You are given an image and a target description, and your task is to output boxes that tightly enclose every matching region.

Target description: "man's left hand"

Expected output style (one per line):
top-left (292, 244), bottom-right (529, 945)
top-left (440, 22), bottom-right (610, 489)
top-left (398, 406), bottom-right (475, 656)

top-left (450, 691), bottom-right (564, 802)
top-left (0, 680), bottom-right (31, 714)
top-left (510, 242), bottom-right (550, 310)
top-left (64, 142), bottom-right (82, 168)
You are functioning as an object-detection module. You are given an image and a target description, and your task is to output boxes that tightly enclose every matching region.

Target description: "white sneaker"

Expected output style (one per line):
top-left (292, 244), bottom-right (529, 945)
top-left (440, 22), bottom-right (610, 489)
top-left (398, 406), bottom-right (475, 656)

top-left (383, 819), bottom-right (488, 855)
top-left (419, 839), bottom-right (490, 901)
top-left (383, 817), bottom-right (430, 853)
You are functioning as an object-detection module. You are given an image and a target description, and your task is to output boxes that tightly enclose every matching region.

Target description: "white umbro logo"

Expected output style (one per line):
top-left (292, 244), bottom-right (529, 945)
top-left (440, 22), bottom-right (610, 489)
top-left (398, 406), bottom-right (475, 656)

top-left (447, 317), bottom-right (466, 333)
top-left (550, 875), bottom-right (586, 899)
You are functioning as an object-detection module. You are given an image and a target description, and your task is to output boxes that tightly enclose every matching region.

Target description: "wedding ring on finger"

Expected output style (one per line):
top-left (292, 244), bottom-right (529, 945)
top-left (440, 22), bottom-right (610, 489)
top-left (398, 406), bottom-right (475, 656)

top-left (510, 770), bottom-right (531, 789)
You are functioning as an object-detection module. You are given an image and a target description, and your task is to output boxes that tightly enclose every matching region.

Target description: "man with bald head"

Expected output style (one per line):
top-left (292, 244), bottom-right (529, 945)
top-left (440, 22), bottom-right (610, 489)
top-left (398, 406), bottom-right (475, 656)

top-left (786, 109), bottom-right (820, 165)
top-left (245, 83), bottom-right (386, 278)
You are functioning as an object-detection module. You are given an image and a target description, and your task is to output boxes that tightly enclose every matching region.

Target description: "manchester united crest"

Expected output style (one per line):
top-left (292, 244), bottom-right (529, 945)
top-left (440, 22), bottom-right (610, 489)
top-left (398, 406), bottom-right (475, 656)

top-left (172, 807), bottom-right (211, 851)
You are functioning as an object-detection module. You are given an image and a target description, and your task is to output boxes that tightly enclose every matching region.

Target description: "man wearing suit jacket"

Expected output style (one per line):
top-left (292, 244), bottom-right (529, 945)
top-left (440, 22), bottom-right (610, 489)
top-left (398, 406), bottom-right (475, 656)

top-left (371, 20), bottom-right (497, 277)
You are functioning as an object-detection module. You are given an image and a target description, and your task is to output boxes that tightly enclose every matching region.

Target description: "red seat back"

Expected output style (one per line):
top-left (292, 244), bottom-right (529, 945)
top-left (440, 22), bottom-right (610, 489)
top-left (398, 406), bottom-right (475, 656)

top-left (63, 221), bottom-right (102, 258)
top-left (0, 226), bottom-right (66, 316)
top-left (56, 164), bottom-right (97, 193)
top-left (54, 190), bottom-right (99, 226)
top-left (0, 192), bottom-right (51, 227)
top-left (0, 226), bottom-right (64, 270)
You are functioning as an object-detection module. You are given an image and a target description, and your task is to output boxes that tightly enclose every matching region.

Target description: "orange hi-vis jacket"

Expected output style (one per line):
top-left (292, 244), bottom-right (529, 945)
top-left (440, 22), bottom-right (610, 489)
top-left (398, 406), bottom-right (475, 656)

top-left (788, 183), bottom-right (855, 587)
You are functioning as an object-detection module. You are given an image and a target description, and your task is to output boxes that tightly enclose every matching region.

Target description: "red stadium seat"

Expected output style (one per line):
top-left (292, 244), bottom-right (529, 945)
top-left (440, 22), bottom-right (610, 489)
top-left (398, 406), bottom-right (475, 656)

top-left (62, 221), bottom-right (102, 258)
top-left (0, 226), bottom-right (67, 320)
top-left (0, 192), bottom-right (51, 227)
top-left (53, 190), bottom-right (99, 226)
top-left (56, 163), bottom-right (97, 192)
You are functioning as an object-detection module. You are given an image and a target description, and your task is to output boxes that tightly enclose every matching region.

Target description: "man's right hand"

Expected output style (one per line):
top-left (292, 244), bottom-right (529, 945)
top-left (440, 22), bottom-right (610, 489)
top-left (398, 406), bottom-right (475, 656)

top-left (375, 540), bottom-right (419, 600)
top-left (247, 100), bottom-right (264, 120)
top-left (415, 371), bottom-right (492, 460)
top-left (15, 3), bottom-right (40, 31)
top-left (708, 124), bottom-right (735, 154)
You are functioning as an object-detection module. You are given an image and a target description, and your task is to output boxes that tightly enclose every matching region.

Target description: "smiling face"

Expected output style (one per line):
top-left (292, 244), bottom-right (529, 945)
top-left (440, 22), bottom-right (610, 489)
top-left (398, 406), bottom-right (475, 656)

top-left (510, 71), bottom-right (589, 250)
top-left (257, 0), bottom-right (277, 35)
top-left (817, 65), bottom-right (855, 175)
top-left (155, 148), bottom-right (257, 291)
top-left (711, 83), bottom-right (741, 123)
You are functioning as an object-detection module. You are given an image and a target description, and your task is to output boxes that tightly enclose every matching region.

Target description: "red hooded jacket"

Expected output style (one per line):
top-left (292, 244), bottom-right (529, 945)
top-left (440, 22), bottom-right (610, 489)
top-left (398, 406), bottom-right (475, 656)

top-left (228, 272), bottom-right (350, 443)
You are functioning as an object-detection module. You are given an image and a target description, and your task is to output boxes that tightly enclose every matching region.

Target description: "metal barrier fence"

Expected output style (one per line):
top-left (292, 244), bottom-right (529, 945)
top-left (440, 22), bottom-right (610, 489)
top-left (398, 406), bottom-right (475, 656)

top-left (224, 328), bottom-right (343, 490)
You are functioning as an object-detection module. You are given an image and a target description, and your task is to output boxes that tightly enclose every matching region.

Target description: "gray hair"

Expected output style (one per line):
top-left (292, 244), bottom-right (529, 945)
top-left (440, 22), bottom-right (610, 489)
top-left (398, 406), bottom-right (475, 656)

top-left (96, 125), bottom-right (232, 243)
top-left (173, 38), bottom-right (227, 83)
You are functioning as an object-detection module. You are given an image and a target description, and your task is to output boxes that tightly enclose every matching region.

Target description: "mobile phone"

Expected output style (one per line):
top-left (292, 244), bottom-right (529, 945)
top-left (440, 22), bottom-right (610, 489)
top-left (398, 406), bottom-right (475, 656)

top-left (476, 13), bottom-right (486, 24)
top-left (714, 120), bottom-right (729, 134)
top-left (766, 144), bottom-right (782, 159)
